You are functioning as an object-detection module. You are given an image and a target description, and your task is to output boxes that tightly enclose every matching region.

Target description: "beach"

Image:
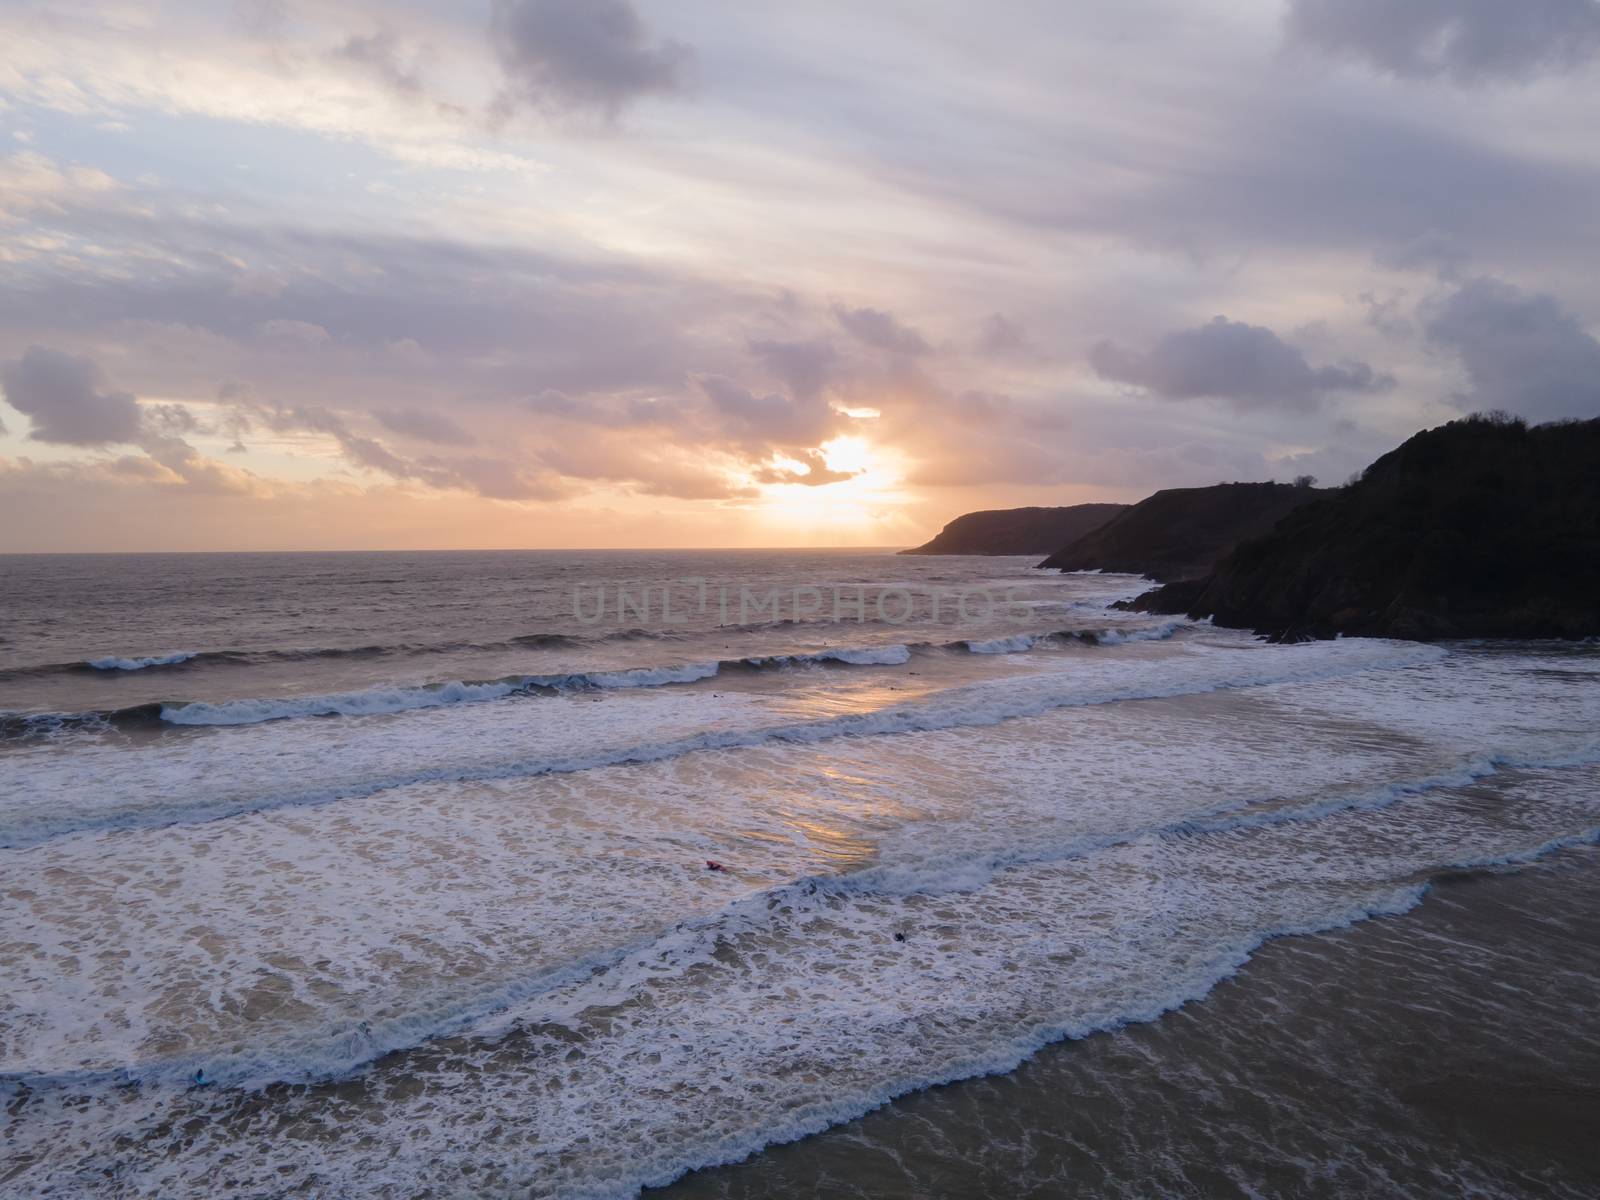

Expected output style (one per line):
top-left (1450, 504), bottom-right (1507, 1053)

top-left (664, 842), bottom-right (1600, 1199)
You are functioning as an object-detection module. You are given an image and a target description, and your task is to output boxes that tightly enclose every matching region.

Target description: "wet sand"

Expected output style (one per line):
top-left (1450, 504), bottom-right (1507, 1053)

top-left (659, 844), bottom-right (1600, 1199)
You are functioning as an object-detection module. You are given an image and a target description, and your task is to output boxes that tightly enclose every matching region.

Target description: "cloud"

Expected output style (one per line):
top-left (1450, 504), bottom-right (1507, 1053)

top-left (1424, 277), bottom-right (1600, 421)
top-left (418, 454), bottom-right (566, 501)
top-left (752, 449), bottom-right (859, 487)
top-left (143, 402), bottom-right (201, 436)
top-left (234, 0), bottom-right (290, 41)
top-left (1375, 229), bottom-right (1471, 280)
top-left (534, 435), bottom-right (751, 499)
top-left (249, 401), bottom-right (415, 478)
top-left (832, 305), bottom-right (931, 357)
top-left (491, 0), bottom-right (692, 117)
top-left (245, 400), bottom-right (565, 500)
top-left (747, 338), bottom-right (837, 402)
top-left (0, 346), bottom-right (144, 445)
top-left (0, 150), bottom-right (118, 224)
top-left (257, 318), bottom-right (332, 348)
top-left (333, 29), bottom-right (425, 97)
top-left (139, 433), bottom-right (266, 495)
top-left (694, 373), bottom-right (849, 453)
top-left (1090, 316), bottom-right (1392, 411)
top-left (977, 313), bottom-right (1028, 356)
top-left (375, 407), bottom-right (477, 445)
top-left (0, 347), bottom-right (272, 494)
top-left (1285, 0), bottom-right (1600, 83)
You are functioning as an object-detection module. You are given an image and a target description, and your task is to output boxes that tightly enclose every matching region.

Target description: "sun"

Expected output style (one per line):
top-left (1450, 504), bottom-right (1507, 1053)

top-left (815, 435), bottom-right (875, 476)
top-left (752, 435), bottom-right (912, 541)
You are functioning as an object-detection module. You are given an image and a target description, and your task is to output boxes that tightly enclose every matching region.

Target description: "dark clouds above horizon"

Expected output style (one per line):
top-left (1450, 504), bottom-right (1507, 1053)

top-left (1, 0), bottom-right (1598, 549)
top-left (1285, 0), bottom-right (1600, 83)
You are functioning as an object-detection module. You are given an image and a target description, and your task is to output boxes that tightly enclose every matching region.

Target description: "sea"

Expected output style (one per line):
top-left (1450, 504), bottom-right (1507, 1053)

top-left (1, 549), bottom-right (1597, 1198)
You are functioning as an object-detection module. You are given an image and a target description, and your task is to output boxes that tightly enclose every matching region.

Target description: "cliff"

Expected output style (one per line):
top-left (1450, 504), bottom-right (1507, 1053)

top-left (899, 503), bottom-right (1127, 555)
top-left (1130, 415), bottom-right (1600, 640)
top-left (1038, 482), bottom-right (1326, 581)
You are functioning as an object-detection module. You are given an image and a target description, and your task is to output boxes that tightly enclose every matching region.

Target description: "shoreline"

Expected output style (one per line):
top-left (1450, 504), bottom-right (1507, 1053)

top-left (658, 843), bottom-right (1600, 1198)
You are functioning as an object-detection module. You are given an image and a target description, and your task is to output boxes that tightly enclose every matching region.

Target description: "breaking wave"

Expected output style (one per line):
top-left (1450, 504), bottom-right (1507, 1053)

top-left (0, 624), bottom-right (1188, 739)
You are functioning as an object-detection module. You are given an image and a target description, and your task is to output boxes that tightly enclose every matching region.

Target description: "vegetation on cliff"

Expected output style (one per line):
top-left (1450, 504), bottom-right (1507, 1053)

top-left (1131, 415), bottom-right (1600, 640)
top-left (1038, 481), bottom-right (1325, 582)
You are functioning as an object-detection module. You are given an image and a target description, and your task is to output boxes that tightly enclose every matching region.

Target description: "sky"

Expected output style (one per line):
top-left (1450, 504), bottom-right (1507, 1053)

top-left (2, 0), bottom-right (1599, 551)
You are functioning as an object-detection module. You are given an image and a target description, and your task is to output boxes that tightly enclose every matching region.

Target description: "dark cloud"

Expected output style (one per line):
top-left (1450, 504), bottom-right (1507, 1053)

top-left (0, 346), bottom-right (144, 445)
top-left (491, 0), bottom-right (692, 117)
top-left (1286, 0), bottom-right (1600, 83)
top-left (0, 347), bottom-right (266, 494)
top-left (977, 313), bottom-right (1028, 356)
top-left (333, 29), bottom-right (425, 96)
top-left (1090, 316), bottom-right (1392, 411)
top-left (832, 305), bottom-right (931, 357)
top-left (1424, 278), bottom-right (1600, 421)
top-left (232, 0), bottom-right (289, 41)
top-left (375, 407), bottom-right (477, 445)
top-left (752, 450), bottom-right (858, 487)
top-left (747, 338), bottom-right (836, 402)
top-left (142, 402), bottom-right (201, 437)
top-left (1358, 291), bottom-right (1415, 339)
top-left (902, 424), bottom-right (1274, 491)
top-left (1375, 229), bottom-right (1471, 280)
top-left (0, 186), bottom-right (763, 425)
top-left (859, 80), bottom-right (1600, 271)
top-left (694, 373), bottom-right (849, 453)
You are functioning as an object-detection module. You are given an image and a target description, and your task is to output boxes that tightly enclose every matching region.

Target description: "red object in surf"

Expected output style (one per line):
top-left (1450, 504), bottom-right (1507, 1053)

top-left (705, 860), bottom-right (726, 872)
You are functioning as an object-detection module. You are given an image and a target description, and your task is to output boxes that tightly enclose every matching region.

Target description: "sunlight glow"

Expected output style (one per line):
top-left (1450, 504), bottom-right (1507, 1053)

top-left (751, 435), bottom-right (913, 540)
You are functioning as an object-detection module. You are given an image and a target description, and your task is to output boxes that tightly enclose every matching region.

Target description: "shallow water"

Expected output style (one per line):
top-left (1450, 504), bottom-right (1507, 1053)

top-left (662, 843), bottom-right (1600, 1199)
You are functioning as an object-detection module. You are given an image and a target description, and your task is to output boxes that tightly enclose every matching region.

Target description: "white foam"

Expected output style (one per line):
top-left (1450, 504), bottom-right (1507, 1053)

top-left (963, 633), bottom-right (1041, 654)
top-left (155, 662), bottom-right (728, 727)
top-left (1, 636), bottom-right (1446, 846)
top-left (7, 637), bottom-right (1600, 1199)
top-left (85, 652), bottom-right (198, 671)
top-left (160, 677), bottom-right (528, 724)
top-left (962, 621), bottom-right (1184, 653)
top-left (1094, 619), bottom-right (1184, 645)
top-left (8, 759), bottom-right (1597, 1198)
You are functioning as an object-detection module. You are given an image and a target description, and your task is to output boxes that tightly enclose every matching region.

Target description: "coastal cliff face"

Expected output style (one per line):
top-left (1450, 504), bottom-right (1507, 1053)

top-left (899, 504), bottom-right (1127, 555)
top-left (1038, 482), bottom-right (1325, 582)
top-left (1132, 415), bottom-right (1600, 640)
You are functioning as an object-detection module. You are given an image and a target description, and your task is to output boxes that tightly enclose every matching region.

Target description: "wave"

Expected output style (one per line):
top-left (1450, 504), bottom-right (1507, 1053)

top-left (0, 616), bottom-right (952, 683)
top-left (609, 826), bottom-right (1600, 1200)
top-left (0, 638), bottom-right (1446, 845)
top-left (962, 621), bottom-right (1183, 654)
top-left (161, 662), bottom-right (728, 727)
top-left (738, 644), bottom-right (913, 668)
top-left (0, 624), bottom-right (1188, 739)
top-left (7, 746), bottom-right (1595, 1104)
top-left (84, 652), bottom-right (201, 672)
top-left (0, 639), bottom-right (556, 682)
top-left (0, 630), bottom-right (661, 682)
top-left (0, 591), bottom-right (1162, 684)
